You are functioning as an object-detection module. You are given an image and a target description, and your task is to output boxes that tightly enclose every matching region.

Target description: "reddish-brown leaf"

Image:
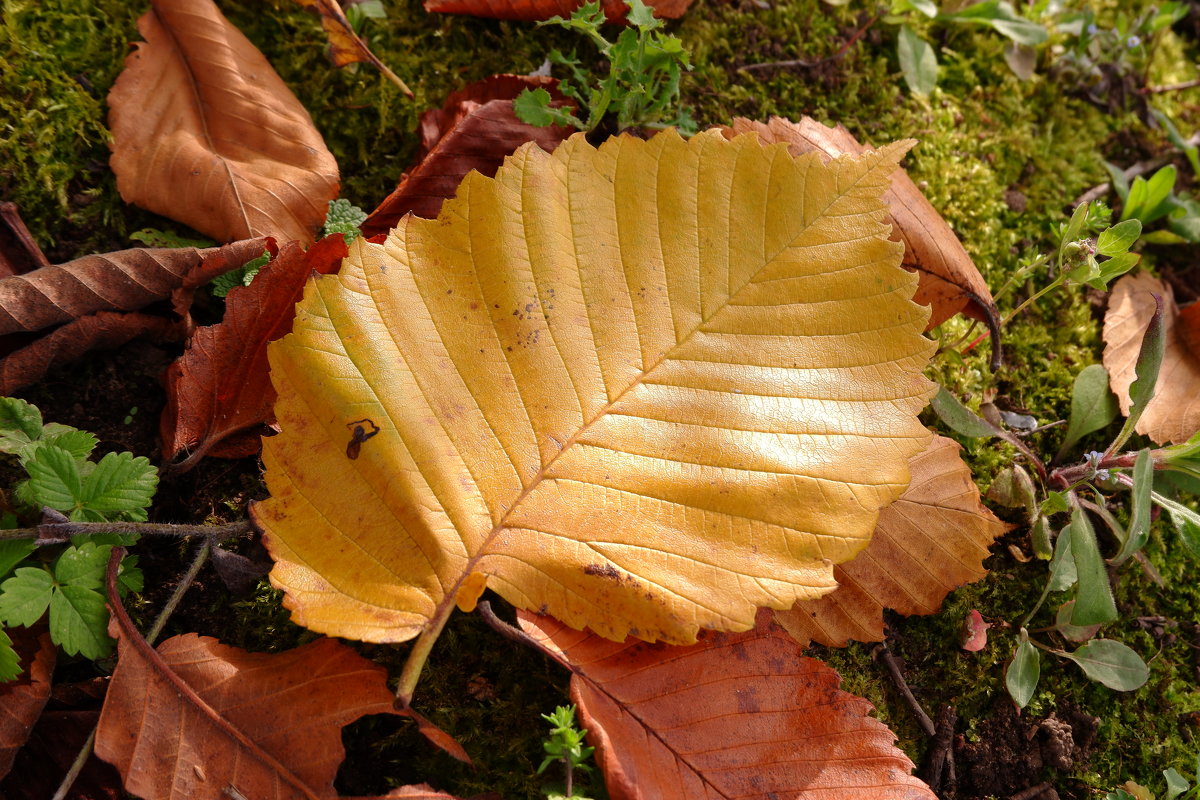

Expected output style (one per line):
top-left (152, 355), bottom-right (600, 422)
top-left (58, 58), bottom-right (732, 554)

top-left (160, 235), bottom-right (348, 472)
top-left (721, 117), bottom-right (1001, 344)
top-left (422, 0), bottom-right (692, 22)
top-left (1103, 271), bottom-right (1200, 444)
top-left (518, 610), bottom-right (936, 800)
top-left (108, 0), bottom-right (339, 245)
top-left (361, 76), bottom-right (575, 236)
top-left (774, 436), bottom-right (1008, 648)
top-left (0, 312), bottom-right (179, 396)
top-left (95, 598), bottom-right (399, 800)
top-left (0, 627), bottom-right (55, 780)
top-left (0, 709), bottom-right (123, 800)
top-left (293, 0), bottom-right (413, 96)
top-left (0, 239), bottom-right (269, 337)
top-left (0, 202), bottom-right (50, 278)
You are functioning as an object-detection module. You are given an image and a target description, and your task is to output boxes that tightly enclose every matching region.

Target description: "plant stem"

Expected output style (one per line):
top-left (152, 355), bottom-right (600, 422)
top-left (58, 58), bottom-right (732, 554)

top-left (145, 539), bottom-right (212, 646)
top-left (0, 518), bottom-right (253, 544)
top-left (50, 728), bottom-right (95, 800)
top-left (394, 601), bottom-right (456, 708)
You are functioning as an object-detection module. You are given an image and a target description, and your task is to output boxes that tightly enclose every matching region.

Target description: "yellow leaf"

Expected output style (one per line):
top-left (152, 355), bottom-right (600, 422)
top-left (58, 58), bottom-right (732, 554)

top-left (253, 130), bottom-right (935, 649)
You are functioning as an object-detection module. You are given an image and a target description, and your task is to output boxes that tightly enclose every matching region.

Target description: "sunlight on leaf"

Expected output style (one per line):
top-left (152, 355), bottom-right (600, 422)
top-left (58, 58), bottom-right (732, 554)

top-left (254, 130), bottom-right (935, 651)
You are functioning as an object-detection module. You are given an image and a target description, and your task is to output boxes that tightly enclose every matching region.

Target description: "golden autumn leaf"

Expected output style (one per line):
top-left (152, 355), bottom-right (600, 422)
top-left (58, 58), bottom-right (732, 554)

top-left (108, 0), bottom-right (339, 245)
top-left (1103, 271), bottom-right (1200, 444)
top-left (720, 118), bottom-right (1000, 343)
top-left (774, 435), bottom-right (1009, 647)
top-left (253, 131), bottom-right (935, 666)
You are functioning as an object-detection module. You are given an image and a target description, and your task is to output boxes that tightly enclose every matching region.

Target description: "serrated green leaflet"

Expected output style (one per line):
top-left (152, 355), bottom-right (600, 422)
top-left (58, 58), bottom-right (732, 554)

top-left (30, 427), bottom-right (98, 461)
top-left (0, 397), bottom-right (43, 452)
top-left (0, 539), bottom-right (35, 581)
top-left (0, 628), bottom-right (19, 681)
top-left (22, 445), bottom-right (84, 514)
top-left (79, 452), bottom-right (158, 516)
top-left (1064, 638), bottom-right (1149, 691)
top-left (1006, 637), bottom-right (1040, 708)
top-left (50, 584), bottom-right (111, 659)
top-left (54, 542), bottom-right (111, 590)
top-left (117, 556), bottom-right (143, 596)
top-left (1069, 507), bottom-right (1118, 626)
top-left (0, 567), bottom-right (53, 627)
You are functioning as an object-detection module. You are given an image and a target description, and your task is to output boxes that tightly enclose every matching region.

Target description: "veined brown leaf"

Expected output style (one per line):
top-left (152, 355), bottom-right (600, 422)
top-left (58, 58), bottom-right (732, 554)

top-left (518, 610), bottom-right (937, 800)
top-left (1103, 271), bottom-right (1200, 444)
top-left (775, 435), bottom-right (1009, 647)
top-left (253, 130), bottom-right (935, 653)
top-left (108, 0), bottom-right (339, 245)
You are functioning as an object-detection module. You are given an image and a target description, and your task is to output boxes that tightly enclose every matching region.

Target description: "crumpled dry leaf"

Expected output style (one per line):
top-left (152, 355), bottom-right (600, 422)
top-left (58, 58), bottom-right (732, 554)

top-left (253, 130), bottom-right (935, 647)
top-left (293, 0), bottom-right (413, 97)
top-left (362, 75), bottom-right (575, 236)
top-left (0, 627), bottom-right (55, 780)
top-left (95, 597), bottom-right (400, 800)
top-left (160, 235), bottom-right (348, 472)
top-left (0, 311), bottom-right (179, 396)
top-left (108, 0), bottom-right (339, 245)
top-left (422, 0), bottom-right (692, 22)
top-left (518, 610), bottom-right (937, 800)
top-left (0, 202), bottom-right (50, 279)
top-left (1103, 271), bottom-right (1200, 444)
top-left (721, 117), bottom-right (1000, 347)
top-left (774, 435), bottom-right (1008, 647)
top-left (0, 239), bottom-right (270, 337)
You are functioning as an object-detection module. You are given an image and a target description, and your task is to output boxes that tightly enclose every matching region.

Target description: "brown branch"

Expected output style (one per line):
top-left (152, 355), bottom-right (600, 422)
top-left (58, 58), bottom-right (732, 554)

top-left (872, 644), bottom-right (936, 737)
top-left (1141, 77), bottom-right (1200, 94)
top-left (0, 517), bottom-right (254, 545)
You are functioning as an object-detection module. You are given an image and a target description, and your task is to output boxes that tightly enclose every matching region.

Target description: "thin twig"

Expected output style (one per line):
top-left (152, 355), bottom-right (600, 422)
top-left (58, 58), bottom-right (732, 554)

top-left (50, 728), bottom-right (96, 800)
top-left (145, 538), bottom-right (212, 645)
top-left (872, 644), bottom-right (936, 737)
top-left (920, 705), bottom-right (957, 792)
top-left (1141, 77), bottom-right (1200, 94)
top-left (740, 14), bottom-right (878, 73)
top-left (0, 518), bottom-right (254, 544)
top-left (478, 600), bottom-right (543, 649)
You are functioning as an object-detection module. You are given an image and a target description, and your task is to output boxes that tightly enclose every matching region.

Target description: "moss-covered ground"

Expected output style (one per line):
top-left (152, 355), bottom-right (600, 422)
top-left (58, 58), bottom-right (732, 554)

top-left (3, 0), bottom-right (1200, 797)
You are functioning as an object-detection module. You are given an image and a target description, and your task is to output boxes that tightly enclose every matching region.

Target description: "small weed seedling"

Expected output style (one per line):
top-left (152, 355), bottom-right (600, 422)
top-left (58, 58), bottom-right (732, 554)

top-left (0, 397), bottom-right (156, 678)
top-left (538, 705), bottom-right (598, 800)
top-left (513, 0), bottom-right (695, 134)
top-left (1105, 756), bottom-right (1200, 800)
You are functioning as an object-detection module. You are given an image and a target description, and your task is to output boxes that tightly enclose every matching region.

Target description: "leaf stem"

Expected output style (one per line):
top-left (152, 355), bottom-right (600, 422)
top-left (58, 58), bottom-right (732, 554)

top-left (0, 518), bottom-right (254, 544)
top-left (145, 539), bottom-right (212, 646)
top-left (394, 600), bottom-right (456, 708)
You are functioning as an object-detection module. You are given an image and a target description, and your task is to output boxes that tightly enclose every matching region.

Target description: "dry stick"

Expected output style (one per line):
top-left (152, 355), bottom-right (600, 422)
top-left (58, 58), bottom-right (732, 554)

top-left (740, 14), bottom-right (878, 72)
top-left (0, 517), bottom-right (253, 545)
top-left (1142, 77), bottom-right (1200, 94)
top-left (921, 705), bottom-right (957, 792)
top-left (1074, 131), bottom-right (1200, 206)
top-left (872, 644), bottom-right (936, 737)
top-left (51, 539), bottom-right (217, 800)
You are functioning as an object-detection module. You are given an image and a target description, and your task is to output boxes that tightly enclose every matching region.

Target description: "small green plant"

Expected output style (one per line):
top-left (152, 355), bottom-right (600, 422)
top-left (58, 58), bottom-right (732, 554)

top-left (513, 0), bottom-right (695, 134)
top-left (0, 397), bottom-right (155, 679)
top-left (538, 705), bottom-right (598, 800)
top-left (884, 0), bottom-right (1048, 94)
top-left (1106, 116), bottom-right (1200, 245)
top-left (1105, 757), bottom-right (1200, 800)
top-left (935, 290), bottom-right (1200, 707)
top-left (210, 199), bottom-right (366, 297)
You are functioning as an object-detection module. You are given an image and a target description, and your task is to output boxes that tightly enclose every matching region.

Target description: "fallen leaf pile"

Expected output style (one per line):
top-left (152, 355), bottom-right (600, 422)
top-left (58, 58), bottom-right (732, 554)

top-left (1103, 270), bottom-right (1200, 443)
top-left (0, 0), bottom-right (1017, 793)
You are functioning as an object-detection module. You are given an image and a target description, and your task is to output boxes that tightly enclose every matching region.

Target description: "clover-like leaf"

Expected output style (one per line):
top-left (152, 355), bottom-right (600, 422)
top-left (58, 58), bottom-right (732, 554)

top-left (79, 452), bottom-right (158, 518)
top-left (49, 585), bottom-right (110, 660)
top-left (0, 568), bottom-right (53, 628)
top-left (254, 131), bottom-right (935, 653)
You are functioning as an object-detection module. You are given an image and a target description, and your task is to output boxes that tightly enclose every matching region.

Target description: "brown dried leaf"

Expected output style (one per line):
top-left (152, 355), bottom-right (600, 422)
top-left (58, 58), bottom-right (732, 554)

top-left (95, 600), bottom-right (399, 800)
top-left (293, 0), bottom-right (413, 96)
top-left (0, 627), bottom-right (55, 780)
top-left (160, 235), bottom-right (348, 472)
top-left (722, 117), bottom-right (1000, 337)
top-left (518, 610), bottom-right (936, 800)
top-left (108, 0), bottom-right (339, 245)
top-left (1103, 271), bottom-right (1200, 444)
top-left (774, 435), bottom-right (1008, 647)
top-left (0, 202), bottom-right (50, 278)
top-left (0, 239), bottom-right (269, 336)
top-left (0, 709), bottom-right (123, 800)
top-left (0, 312), bottom-right (179, 396)
top-left (422, 0), bottom-right (692, 22)
top-left (361, 75), bottom-right (575, 236)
